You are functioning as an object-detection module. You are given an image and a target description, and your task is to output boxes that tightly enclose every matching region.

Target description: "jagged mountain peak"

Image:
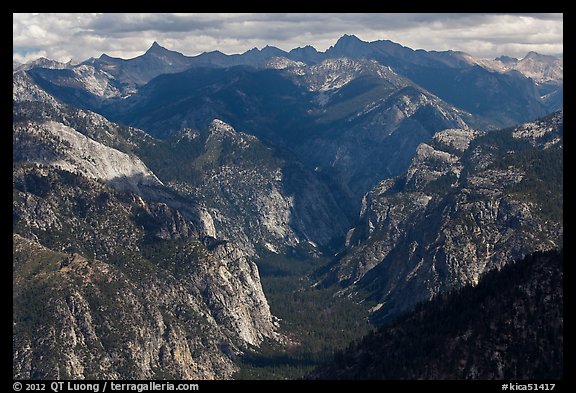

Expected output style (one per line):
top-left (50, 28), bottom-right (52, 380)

top-left (524, 51), bottom-right (546, 60)
top-left (514, 51), bottom-right (563, 83)
top-left (519, 51), bottom-right (561, 64)
top-left (288, 45), bottom-right (323, 63)
top-left (261, 44), bottom-right (278, 50)
top-left (15, 57), bottom-right (71, 72)
top-left (329, 34), bottom-right (370, 54)
top-left (289, 45), bottom-right (319, 56)
top-left (326, 34), bottom-right (418, 63)
top-left (240, 45), bottom-right (288, 62)
top-left (261, 45), bottom-right (286, 55)
top-left (144, 41), bottom-right (179, 56)
top-left (495, 55), bottom-right (519, 64)
top-left (290, 44), bottom-right (317, 52)
top-left (336, 34), bottom-right (363, 44)
top-left (149, 40), bottom-right (163, 50)
top-left (143, 41), bottom-right (184, 59)
top-left (13, 34), bottom-right (563, 380)
top-left (97, 53), bottom-right (122, 62)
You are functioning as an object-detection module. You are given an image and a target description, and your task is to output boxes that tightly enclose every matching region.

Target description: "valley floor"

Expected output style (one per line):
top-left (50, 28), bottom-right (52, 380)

top-left (234, 251), bottom-right (373, 380)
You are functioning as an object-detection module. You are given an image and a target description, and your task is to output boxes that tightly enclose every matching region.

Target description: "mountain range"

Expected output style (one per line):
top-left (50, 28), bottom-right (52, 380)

top-left (21, 35), bottom-right (562, 201)
top-left (13, 35), bottom-right (562, 380)
top-left (318, 111), bottom-right (563, 324)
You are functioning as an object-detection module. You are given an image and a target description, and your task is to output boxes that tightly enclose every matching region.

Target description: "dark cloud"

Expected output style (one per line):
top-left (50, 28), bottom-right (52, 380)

top-left (13, 13), bottom-right (563, 63)
top-left (82, 13), bottom-right (225, 34)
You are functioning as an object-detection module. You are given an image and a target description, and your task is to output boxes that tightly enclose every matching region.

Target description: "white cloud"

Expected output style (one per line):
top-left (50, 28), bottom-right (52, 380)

top-left (13, 13), bottom-right (563, 63)
top-left (13, 50), bottom-right (47, 64)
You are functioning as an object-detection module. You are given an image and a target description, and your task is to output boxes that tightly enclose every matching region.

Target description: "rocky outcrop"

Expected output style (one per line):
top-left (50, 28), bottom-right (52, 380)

top-left (24, 40), bottom-right (558, 201)
top-left (13, 166), bottom-right (280, 379)
top-left (14, 120), bottom-right (162, 193)
top-left (201, 241), bottom-right (279, 346)
top-left (13, 234), bottom-right (236, 379)
top-left (13, 68), bottom-right (158, 159)
top-left (154, 119), bottom-right (354, 257)
top-left (14, 71), bottom-right (353, 256)
top-left (97, 57), bottom-right (470, 201)
top-left (20, 52), bottom-right (471, 201)
top-left (12, 77), bottom-right (287, 376)
top-left (323, 112), bottom-right (563, 323)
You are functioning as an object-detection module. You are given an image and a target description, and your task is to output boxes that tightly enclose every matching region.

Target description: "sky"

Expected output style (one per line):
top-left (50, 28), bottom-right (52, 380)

top-left (13, 13), bottom-right (563, 64)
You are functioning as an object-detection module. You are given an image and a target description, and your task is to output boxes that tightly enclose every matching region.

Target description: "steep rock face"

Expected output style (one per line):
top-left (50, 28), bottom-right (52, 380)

top-left (19, 52), bottom-right (471, 201)
top-left (14, 120), bottom-right (162, 193)
top-left (13, 71), bottom-right (62, 105)
top-left (13, 166), bottom-right (279, 379)
top-left (22, 38), bottom-right (562, 200)
top-left (67, 64), bottom-right (124, 98)
top-left (141, 119), bottom-right (353, 256)
top-left (279, 59), bottom-right (470, 199)
top-left (13, 69), bottom-right (157, 158)
top-left (13, 73), bottom-right (217, 239)
top-left (13, 234), bottom-right (236, 379)
top-left (13, 76), bottom-right (283, 375)
top-left (323, 112), bottom-right (563, 323)
top-left (201, 241), bottom-right (278, 345)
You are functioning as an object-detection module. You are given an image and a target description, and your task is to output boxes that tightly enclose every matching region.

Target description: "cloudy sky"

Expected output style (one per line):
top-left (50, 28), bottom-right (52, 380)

top-left (13, 13), bottom-right (563, 64)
